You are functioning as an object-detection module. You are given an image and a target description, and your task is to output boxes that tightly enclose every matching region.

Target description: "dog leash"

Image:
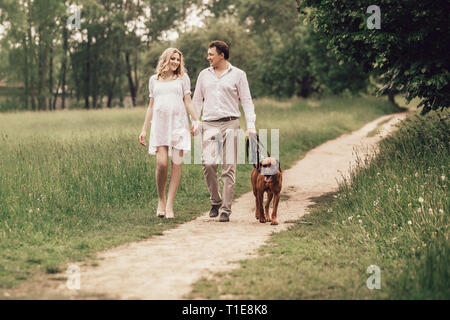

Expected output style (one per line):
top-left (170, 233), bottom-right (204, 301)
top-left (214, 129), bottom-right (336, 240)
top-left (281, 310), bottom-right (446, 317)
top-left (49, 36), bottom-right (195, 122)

top-left (246, 133), bottom-right (271, 169)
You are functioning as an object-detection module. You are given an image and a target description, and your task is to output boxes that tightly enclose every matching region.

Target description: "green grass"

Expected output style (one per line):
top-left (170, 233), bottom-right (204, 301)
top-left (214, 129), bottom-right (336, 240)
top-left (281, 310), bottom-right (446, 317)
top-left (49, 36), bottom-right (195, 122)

top-left (188, 109), bottom-right (449, 300)
top-left (0, 95), bottom-right (401, 290)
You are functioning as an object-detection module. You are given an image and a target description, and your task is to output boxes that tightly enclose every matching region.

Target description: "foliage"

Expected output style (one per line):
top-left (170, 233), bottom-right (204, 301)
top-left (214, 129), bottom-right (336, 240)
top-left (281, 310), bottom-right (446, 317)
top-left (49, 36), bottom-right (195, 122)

top-left (299, 0), bottom-right (450, 113)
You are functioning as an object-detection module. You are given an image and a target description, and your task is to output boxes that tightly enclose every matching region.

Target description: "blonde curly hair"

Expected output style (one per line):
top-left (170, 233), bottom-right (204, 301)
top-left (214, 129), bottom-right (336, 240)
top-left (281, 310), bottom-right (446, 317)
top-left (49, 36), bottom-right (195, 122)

top-left (155, 47), bottom-right (186, 80)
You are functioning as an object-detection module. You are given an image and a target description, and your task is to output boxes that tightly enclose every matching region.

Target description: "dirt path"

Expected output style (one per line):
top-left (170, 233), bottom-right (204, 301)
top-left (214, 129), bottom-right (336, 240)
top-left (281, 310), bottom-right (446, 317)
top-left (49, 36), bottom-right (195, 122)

top-left (8, 112), bottom-right (408, 299)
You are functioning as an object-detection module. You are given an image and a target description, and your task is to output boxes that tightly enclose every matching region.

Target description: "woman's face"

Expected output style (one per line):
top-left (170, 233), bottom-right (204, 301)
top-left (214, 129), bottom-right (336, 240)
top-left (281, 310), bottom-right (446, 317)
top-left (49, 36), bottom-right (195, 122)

top-left (169, 52), bottom-right (181, 72)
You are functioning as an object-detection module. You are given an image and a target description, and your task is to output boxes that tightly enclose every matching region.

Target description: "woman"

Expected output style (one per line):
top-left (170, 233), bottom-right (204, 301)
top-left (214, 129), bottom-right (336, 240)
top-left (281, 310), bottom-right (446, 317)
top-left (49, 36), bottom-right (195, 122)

top-left (139, 48), bottom-right (200, 219)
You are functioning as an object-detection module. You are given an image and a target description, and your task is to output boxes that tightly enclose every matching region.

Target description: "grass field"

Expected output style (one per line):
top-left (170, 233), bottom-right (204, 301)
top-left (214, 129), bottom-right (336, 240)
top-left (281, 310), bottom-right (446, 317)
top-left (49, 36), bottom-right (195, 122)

top-left (189, 109), bottom-right (449, 300)
top-left (0, 96), bottom-right (401, 291)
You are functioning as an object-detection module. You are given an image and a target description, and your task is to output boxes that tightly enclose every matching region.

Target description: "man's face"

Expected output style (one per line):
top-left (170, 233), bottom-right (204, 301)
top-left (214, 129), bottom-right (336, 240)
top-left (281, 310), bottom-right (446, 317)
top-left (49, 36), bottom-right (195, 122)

top-left (207, 47), bottom-right (224, 68)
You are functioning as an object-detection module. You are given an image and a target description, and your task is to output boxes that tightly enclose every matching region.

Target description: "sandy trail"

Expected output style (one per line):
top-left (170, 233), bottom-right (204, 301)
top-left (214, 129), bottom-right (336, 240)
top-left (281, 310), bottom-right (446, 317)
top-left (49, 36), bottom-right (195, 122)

top-left (7, 112), bottom-right (408, 299)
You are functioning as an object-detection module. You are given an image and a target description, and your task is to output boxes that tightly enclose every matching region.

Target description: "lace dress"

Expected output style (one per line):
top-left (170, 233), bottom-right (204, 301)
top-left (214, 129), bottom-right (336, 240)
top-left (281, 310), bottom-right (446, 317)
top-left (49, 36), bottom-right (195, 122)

top-left (148, 73), bottom-right (191, 156)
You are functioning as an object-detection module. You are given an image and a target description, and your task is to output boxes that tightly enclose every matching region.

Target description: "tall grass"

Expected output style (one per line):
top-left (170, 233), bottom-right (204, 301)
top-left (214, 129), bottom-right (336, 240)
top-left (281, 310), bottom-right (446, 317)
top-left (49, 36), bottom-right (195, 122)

top-left (189, 109), bottom-right (448, 300)
top-left (0, 96), bottom-right (400, 290)
top-left (333, 110), bottom-right (449, 299)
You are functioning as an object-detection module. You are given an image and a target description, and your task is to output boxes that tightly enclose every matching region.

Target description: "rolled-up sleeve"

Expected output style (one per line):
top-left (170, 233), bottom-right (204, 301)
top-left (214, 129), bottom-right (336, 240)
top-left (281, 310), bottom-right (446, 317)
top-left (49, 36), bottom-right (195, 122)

top-left (237, 72), bottom-right (256, 129)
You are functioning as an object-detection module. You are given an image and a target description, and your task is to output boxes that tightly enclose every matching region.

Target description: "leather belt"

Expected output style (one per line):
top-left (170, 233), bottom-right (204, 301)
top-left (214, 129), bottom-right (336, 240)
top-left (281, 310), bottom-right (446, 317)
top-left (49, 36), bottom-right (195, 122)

top-left (203, 116), bottom-right (239, 122)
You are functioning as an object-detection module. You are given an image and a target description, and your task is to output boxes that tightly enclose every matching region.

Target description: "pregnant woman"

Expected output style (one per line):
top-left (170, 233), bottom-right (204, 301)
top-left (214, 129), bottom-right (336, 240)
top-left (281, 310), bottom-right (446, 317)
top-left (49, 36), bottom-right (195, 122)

top-left (139, 48), bottom-right (200, 219)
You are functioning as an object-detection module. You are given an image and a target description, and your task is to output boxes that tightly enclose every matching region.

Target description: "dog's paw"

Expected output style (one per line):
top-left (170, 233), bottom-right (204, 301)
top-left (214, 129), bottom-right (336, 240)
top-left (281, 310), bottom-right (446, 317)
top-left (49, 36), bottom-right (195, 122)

top-left (270, 220), bottom-right (278, 225)
top-left (259, 218), bottom-right (266, 223)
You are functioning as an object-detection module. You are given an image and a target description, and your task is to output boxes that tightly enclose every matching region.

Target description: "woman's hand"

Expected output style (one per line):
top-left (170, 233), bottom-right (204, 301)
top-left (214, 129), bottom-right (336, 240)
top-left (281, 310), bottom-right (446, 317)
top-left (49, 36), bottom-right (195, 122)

top-left (191, 120), bottom-right (201, 136)
top-left (139, 131), bottom-right (147, 146)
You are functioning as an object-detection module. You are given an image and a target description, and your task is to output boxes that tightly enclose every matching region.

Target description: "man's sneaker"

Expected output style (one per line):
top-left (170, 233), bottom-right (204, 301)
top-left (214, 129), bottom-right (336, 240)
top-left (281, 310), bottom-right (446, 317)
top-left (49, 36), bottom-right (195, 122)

top-left (209, 204), bottom-right (221, 218)
top-left (219, 211), bottom-right (230, 222)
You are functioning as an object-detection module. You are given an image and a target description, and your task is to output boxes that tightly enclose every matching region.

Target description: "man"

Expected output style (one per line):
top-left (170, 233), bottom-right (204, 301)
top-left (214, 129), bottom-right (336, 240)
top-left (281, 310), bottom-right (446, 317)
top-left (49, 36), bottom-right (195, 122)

top-left (193, 40), bottom-right (257, 222)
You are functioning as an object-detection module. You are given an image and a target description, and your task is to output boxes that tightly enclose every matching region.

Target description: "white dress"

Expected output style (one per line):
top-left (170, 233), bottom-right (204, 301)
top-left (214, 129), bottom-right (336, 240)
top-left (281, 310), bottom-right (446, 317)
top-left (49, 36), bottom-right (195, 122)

top-left (148, 73), bottom-right (191, 156)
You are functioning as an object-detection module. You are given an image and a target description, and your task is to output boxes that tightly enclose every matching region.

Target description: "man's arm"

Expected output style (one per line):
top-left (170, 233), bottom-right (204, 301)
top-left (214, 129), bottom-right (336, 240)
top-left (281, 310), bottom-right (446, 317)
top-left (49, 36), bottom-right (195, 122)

top-left (237, 71), bottom-right (256, 135)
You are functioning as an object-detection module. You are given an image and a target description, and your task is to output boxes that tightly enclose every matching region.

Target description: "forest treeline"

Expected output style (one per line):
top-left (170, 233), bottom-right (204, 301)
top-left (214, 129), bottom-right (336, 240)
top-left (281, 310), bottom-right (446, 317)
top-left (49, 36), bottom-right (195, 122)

top-left (0, 0), bottom-right (447, 113)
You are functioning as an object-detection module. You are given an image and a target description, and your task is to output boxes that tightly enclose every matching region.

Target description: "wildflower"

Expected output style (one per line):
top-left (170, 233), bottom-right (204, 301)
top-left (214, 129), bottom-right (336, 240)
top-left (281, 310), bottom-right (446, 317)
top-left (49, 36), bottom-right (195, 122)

top-left (392, 237), bottom-right (397, 242)
top-left (396, 188), bottom-right (400, 194)
top-left (408, 203), bottom-right (412, 207)
top-left (414, 172), bottom-right (419, 178)
top-left (28, 209), bottom-right (33, 214)
top-left (439, 209), bottom-right (444, 214)
top-left (377, 172), bottom-right (380, 176)
top-left (408, 220), bottom-right (412, 225)
top-left (441, 175), bottom-right (446, 181)
top-left (357, 215), bottom-right (360, 218)
top-left (342, 220), bottom-right (346, 225)
top-left (429, 208), bottom-right (433, 215)
top-left (348, 216), bottom-right (353, 221)
top-left (417, 208), bottom-right (422, 213)
top-left (37, 208), bottom-right (40, 212)
top-left (418, 197), bottom-right (424, 203)
top-left (393, 223), bottom-right (397, 227)
top-left (327, 208), bottom-right (333, 213)
top-left (358, 219), bottom-right (363, 224)
top-left (373, 200), bottom-right (379, 206)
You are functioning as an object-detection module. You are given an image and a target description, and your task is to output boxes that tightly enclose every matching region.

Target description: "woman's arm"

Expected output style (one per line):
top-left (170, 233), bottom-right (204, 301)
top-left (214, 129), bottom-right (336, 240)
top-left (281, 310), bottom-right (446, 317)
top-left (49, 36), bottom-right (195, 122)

top-left (183, 94), bottom-right (199, 122)
top-left (139, 98), bottom-right (154, 146)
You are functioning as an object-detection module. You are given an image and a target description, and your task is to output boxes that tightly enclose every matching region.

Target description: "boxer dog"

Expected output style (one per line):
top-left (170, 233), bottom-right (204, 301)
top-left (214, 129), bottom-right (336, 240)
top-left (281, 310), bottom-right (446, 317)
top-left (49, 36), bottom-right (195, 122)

top-left (251, 157), bottom-right (282, 225)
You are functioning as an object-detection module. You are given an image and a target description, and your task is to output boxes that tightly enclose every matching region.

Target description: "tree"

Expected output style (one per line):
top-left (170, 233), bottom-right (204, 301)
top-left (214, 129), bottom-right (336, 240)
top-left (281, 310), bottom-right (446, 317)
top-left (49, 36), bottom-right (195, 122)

top-left (299, 0), bottom-right (450, 113)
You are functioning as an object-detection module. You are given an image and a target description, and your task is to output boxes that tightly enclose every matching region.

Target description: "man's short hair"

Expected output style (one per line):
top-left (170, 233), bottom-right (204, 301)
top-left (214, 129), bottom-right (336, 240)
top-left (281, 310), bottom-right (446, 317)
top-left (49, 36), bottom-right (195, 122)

top-left (208, 40), bottom-right (229, 60)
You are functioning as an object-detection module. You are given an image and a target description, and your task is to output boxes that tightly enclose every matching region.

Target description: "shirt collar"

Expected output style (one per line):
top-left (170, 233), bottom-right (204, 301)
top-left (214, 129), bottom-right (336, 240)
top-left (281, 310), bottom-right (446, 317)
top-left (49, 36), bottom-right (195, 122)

top-left (208, 61), bottom-right (233, 76)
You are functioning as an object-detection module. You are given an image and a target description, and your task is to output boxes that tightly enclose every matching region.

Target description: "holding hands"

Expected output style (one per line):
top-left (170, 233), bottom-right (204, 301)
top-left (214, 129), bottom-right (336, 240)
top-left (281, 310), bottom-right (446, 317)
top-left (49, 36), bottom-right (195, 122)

top-left (190, 120), bottom-right (201, 136)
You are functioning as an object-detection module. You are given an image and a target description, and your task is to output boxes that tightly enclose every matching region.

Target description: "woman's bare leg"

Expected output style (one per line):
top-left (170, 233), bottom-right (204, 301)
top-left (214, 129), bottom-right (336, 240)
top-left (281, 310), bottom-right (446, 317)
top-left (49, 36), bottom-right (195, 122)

top-left (165, 148), bottom-right (184, 218)
top-left (155, 146), bottom-right (169, 216)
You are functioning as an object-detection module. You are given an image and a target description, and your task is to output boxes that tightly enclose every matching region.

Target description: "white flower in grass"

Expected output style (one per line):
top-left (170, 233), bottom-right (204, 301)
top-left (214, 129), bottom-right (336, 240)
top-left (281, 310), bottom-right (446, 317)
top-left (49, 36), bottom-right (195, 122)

top-left (429, 208), bottom-right (433, 215)
top-left (417, 207), bottom-right (422, 213)
top-left (415, 172), bottom-right (419, 178)
top-left (28, 209), bottom-right (33, 214)
top-left (441, 175), bottom-right (446, 181)
top-left (377, 172), bottom-right (380, 176)
top-left (357, 215), bottom-right (360, 218)
top-left (373, 199), bottom-right (379, 206)
top-left (348, 216), bottom-right (353, 221)
top-left (392, 237), bottom-right (397, 242)
top-left (342, 220), bottom-right (346, 225)
top-left (408, 220), bottom-right (412, 225)
top-left (418, 197), bottom-right (424, 203)
top-left (327, 208), bottom-right (333, 213)
top-left (439, 209), bottom-right (444, 214)
top-left (358, 219), bottom-right (363, 224)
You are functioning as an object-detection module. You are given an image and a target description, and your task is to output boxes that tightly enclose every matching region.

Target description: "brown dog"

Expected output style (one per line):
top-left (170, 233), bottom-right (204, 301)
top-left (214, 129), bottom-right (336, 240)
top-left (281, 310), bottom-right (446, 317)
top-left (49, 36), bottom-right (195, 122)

top-left (251, 157), bottom-right (282, 225)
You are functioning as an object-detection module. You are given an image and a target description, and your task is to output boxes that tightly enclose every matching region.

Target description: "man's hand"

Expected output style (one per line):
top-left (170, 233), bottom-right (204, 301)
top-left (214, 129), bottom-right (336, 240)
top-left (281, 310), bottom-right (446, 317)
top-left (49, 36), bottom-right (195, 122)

top-left (246, 128), bottom-right (257, 138)
top-left (191, 120), bottom-right (201, 136)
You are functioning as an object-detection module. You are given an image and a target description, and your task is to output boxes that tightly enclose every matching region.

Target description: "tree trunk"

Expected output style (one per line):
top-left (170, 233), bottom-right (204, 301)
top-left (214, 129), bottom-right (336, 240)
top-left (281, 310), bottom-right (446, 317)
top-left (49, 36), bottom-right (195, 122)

top-left (49, 46), bottom-right (54, 110)
top-left (60, 28), bottom-right (68, 110)
top-left (84, 37), bottom-right (91, 109)
top-left (387, 90), bottom-right (398, 107)
top-left (125, 52), bottom-right (137, 107)
top-left (37, 27), bottom-right (49, 111)
top-left (27, 0), bottom-right (37, 111)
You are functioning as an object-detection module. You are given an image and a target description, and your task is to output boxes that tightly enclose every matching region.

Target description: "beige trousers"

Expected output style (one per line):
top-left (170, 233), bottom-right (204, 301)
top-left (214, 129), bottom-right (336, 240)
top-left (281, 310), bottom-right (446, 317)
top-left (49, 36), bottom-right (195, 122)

top-left (201, 119), bottom-right (240, 215)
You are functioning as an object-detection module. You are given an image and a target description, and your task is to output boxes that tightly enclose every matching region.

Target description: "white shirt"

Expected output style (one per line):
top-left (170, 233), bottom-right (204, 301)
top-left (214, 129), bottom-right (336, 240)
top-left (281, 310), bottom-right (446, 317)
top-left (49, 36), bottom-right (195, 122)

top-left (193, 62), bottom-right (256, 129)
